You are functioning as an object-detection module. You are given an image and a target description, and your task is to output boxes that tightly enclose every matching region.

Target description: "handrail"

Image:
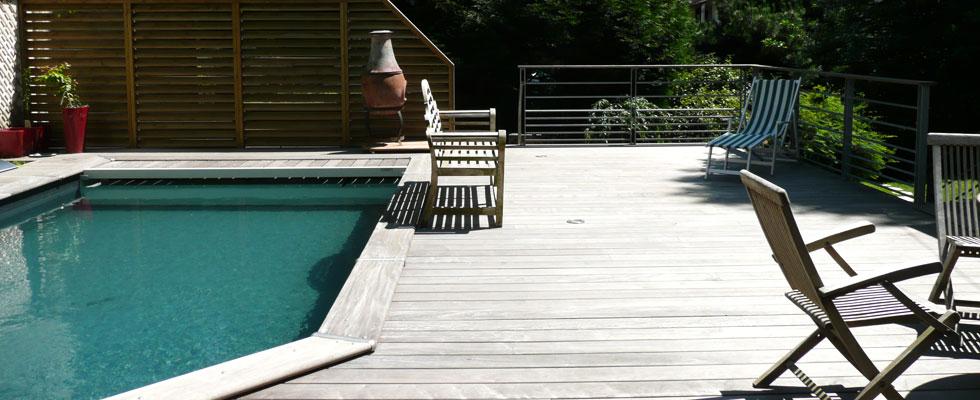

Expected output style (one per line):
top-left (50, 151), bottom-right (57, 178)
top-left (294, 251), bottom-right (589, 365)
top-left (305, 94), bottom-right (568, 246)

top-left (518, 64), bottom-right (936, 86)
top-left (517, 64), bottom-right (935, 207)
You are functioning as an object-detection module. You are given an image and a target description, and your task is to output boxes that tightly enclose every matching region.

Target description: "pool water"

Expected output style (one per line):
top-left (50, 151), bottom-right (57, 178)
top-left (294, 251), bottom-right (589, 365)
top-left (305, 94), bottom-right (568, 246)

top-left (0, 180), bottom-right (395, 399)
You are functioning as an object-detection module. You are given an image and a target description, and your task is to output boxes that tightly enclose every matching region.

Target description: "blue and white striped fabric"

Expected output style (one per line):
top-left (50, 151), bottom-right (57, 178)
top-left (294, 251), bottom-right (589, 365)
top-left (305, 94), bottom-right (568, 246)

top-left (707, 78), bottom-right (801, 149)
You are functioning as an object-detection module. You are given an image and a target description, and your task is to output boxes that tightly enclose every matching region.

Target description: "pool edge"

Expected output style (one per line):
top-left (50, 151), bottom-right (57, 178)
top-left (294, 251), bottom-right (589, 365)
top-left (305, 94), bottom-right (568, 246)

top-left (316, 156), bottom-right (427, 339)
top-left (105, 336), bottom-right (375, 400)
top-left (104, 155), bottom-right (428, 399)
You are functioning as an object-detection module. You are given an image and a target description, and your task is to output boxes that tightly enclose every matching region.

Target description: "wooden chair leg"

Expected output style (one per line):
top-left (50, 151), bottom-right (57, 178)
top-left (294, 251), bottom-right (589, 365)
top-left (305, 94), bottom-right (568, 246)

top-left (493, 169), bottom-right (504, 227)
top-left (826, 330), bottom-right (904, 400)
top-left (854, 311), bottom-right (960, 400)
top-left (421, 175), bottom-right (438, 228)
top-left (929, 246), bottom-right (960, 303)
top-left (754, 329), bottom-right (824, 388)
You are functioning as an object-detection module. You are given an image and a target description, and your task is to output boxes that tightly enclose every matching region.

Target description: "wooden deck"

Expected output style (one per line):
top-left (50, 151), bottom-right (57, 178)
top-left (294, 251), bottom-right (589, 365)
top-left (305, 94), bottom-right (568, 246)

top-left (249, 146), bottom-right (980, 400)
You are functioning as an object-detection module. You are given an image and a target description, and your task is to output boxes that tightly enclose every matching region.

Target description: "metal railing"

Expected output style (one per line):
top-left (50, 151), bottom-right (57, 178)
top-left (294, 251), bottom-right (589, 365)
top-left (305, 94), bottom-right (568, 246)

top-left (517, 64), bottom-right (934, 206)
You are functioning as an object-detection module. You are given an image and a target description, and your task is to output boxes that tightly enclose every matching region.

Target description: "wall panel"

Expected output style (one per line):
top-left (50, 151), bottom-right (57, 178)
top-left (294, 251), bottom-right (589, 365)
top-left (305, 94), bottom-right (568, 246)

top-left (22, 0), bottom-right (453, 149)
top-left (241, 1), bottom-right (343, 147)
top-left (132, 2), bottom-right (236, 147)
top-left (23, 2), bottom-right (128, 147)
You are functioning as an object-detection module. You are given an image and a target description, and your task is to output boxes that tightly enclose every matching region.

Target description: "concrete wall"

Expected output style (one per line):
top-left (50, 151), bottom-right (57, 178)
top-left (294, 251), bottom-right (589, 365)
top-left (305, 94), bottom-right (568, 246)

top-left (0, 0), bottom-right (19, 129)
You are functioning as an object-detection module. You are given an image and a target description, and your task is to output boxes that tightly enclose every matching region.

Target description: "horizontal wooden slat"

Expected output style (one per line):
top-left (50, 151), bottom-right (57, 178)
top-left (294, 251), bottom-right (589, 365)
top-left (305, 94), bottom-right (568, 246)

top-left (24, 0), bottom-right (452, 148)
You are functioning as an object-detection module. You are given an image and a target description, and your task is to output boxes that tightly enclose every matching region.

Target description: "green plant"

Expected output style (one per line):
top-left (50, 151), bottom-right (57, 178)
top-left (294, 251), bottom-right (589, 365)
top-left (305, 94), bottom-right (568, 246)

top-left (34, 63), bottom-right (83, 108)
top-left (586, 97), bottom-right (661, 142)
top-left (668, 56), bottom-right (745, 138)
top-left (20, 67), bottom-right (32, 117)
top-left (799, 84), bottom-right (894, 180)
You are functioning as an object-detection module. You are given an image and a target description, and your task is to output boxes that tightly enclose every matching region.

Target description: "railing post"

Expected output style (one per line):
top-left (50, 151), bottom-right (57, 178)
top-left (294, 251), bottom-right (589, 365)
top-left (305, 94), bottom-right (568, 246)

top-left (518, 67), bottom-right (526, 146)
top-left (913, 83), bottom-right (931, 206)
top-left (791, 74), bottom-right (802, 159)
top-left (841, 78), bottom-right (855, 179)
top-left (629, 67), bottom-right (637, 145)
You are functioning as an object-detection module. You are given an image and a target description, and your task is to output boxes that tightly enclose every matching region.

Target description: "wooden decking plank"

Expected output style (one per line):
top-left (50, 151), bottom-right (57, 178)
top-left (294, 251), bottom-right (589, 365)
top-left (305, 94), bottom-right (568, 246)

top-left (247, 375), bottom-right (980, 399)
top-left (255, 146), bottom-right (977, 399)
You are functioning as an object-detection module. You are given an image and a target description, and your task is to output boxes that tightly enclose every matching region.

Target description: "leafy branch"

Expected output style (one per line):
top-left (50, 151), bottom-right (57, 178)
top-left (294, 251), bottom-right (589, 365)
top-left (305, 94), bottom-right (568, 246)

top-left (34, 63), bottom-right (83, 108)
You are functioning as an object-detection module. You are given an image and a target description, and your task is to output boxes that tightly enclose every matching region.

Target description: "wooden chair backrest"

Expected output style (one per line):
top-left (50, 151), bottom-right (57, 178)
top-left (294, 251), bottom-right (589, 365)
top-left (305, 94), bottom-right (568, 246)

top-left (738, 78), bottom-right (801, 138)
top-left (930, 133), bottom-right (980, 253)
top-left (421, 79), bottom-right (442, 135)
top-left (740, 170), bottom-right (826, 305)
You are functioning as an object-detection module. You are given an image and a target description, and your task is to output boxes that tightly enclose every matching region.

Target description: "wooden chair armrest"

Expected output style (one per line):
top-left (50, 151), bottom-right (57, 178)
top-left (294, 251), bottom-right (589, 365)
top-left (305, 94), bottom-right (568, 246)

top-left (429, 131), bottom-right (501, 138)
top-left (805, 221), bottom-right (876, 252)
top-left (440, 109), bottom-right (494, 117)
top-left (440, 108), bottom-right (497, 131)
top-left (820, 261), bottom-right (942, 299)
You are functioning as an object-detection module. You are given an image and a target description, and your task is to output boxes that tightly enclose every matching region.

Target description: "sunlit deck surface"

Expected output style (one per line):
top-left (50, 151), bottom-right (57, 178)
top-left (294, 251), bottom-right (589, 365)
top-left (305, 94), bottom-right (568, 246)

top-left (250, 146), bottom-right (980, 400)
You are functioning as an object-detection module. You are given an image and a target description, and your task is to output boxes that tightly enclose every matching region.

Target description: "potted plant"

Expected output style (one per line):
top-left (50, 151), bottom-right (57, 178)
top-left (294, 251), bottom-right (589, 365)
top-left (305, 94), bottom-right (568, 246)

top-left (35, 63), bottom-right (86, 153)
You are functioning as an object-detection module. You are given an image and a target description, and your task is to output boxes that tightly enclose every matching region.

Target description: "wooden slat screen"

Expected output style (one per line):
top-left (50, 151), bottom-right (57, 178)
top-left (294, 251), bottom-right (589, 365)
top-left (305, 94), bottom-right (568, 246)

top-left (22, 0), bottom-right (453, 149)
top-left (133, 2), bottom-right (236, 147)
top-left (23, 3), bottom-right (129, 147)
top-left (241, 2), bottom-right (343, 147)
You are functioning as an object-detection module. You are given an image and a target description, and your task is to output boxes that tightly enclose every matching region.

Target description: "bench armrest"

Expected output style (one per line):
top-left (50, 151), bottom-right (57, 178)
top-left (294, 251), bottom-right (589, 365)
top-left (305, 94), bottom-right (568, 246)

top-left (440, 108), bottom-right (497, 131)
top-left (441, 109), bottom-right (494, 117)
top-left (820, 261), bottom-right (942, 299)
top-left (805, 221), bottom-right (875, 252)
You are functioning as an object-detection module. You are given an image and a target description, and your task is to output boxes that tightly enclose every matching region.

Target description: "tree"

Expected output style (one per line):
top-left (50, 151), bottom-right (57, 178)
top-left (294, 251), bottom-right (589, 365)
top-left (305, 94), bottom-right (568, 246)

top-left (395, 0), bottom-right (699, 131)
top-left (697, 0), bottom-right (812, 67)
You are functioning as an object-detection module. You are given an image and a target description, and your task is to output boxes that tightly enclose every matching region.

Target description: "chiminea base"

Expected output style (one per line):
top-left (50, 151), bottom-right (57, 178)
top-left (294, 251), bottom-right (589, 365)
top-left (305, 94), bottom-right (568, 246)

top-left (364, 109), bottom-right (404, 144)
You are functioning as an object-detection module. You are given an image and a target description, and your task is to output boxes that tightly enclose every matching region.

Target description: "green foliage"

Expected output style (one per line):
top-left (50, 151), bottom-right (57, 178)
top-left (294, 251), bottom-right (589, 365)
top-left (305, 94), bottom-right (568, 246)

top-left (698, 1), bottom-right (813, 67)
top-left (34, 63), bottom-right (83, 109)
top-left (798, 85), bottom-right (893, 179)
top-left (395, 0), bottom-right (699, 126)
top-left (585, 97), bottom-right (659, 142)
top-left (669, 56), bottom-right (745, 136)
top-left (20, 67), bottom-right (32, 116)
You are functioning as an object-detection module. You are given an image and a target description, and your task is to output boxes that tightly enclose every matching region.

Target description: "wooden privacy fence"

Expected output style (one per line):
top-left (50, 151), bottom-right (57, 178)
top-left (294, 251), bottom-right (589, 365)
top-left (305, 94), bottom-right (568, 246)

top-left (20, 0), bottom-right (454, 148)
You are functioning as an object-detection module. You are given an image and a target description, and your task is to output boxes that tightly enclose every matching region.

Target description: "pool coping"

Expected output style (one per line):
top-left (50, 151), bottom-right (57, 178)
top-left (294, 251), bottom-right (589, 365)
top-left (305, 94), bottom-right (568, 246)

top-left (0, 152), bottom-right (428, 400)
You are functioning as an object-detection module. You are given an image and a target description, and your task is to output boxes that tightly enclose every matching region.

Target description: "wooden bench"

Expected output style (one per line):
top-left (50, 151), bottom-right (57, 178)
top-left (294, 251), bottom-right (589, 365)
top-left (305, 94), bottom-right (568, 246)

top-left (420, 79), bottom-right (505, 227)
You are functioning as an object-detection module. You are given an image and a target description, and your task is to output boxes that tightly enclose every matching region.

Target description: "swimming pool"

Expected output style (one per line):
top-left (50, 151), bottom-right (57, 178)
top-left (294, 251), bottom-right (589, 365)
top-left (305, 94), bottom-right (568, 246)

top-left (0, 178), bottom-right (396, 399)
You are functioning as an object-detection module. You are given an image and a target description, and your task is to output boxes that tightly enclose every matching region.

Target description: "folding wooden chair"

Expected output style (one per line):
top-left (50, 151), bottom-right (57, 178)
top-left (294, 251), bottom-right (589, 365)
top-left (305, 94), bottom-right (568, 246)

top-left (420, 79), bottom-right (505, 227)
top-left (741, 170), bottom-right (959, 400)
top-left (928, 132), bottom-right (980, 307)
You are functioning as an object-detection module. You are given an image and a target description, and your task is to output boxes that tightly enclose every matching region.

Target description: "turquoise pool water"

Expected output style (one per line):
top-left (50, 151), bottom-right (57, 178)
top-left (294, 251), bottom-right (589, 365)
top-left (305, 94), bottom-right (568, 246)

top-left (0, 180), bottom-right (395, 399)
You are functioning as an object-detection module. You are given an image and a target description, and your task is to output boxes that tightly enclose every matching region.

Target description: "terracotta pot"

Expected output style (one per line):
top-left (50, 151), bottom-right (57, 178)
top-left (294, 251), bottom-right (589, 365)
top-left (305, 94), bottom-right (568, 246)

top-left (63, 106), bottom-right (89, 153)
top-left (361, 30), bottom-right (407, 113)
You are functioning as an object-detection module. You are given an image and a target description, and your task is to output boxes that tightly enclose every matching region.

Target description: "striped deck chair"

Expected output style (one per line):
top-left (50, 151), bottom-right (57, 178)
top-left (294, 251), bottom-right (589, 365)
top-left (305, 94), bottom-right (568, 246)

top-left (705, 78), bottom-right (801, 177)
top-left (421, 79), bottom-right (506, 227)
top-left (741, 170), bottom-right (959, 400)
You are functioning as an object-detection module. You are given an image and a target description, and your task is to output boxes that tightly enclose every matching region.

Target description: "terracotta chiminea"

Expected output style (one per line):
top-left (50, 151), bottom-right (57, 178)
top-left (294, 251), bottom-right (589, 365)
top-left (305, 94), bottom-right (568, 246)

top-left (361, 30), bottom-right (408, 143)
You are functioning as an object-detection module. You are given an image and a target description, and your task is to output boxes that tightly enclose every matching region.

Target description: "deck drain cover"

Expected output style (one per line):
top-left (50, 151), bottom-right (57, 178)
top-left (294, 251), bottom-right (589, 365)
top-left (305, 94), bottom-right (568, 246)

top-left (566, 219), bottom-right (585, 224)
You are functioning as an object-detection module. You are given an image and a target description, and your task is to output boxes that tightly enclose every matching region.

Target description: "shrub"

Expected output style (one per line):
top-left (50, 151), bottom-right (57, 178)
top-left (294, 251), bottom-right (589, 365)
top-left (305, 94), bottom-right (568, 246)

top-left (798, 85), bottom-right (893, 179)
top-left (585, 97), bottom-right (661, 142)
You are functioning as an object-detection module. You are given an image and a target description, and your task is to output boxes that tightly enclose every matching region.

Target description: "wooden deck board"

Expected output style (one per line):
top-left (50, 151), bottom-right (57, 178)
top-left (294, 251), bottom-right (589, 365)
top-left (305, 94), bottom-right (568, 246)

top-left (249, 146), bottom-right (980, 399)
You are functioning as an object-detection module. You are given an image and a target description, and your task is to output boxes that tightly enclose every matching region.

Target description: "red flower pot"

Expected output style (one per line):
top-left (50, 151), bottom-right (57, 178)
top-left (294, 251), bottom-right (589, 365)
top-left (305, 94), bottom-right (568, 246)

top-left (63, 106), bottom-right (89, 153)
top-left (26, 126), bottom-right (46, 154)
top-left (0, 128), bottom-right (26, 158)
